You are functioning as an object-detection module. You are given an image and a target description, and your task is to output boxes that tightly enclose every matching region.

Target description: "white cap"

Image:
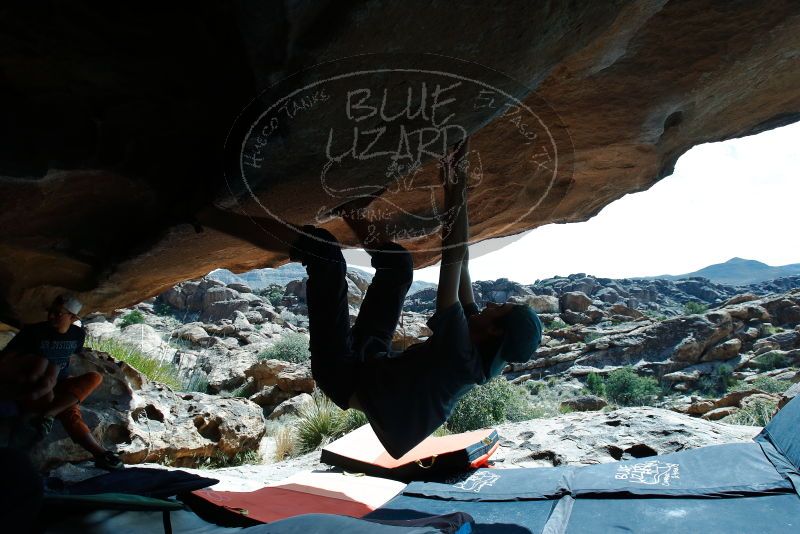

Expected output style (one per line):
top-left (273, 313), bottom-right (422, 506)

top-left (62, 296), bottom-right (83, 316)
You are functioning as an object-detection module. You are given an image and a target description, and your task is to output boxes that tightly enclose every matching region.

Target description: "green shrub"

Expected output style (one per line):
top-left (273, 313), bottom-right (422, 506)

top-left (585, 372), bottom-right (606, 397)
top-left (698, 364), bottom-right (737, 396)
top-left (118, 310), bottom-right (146, 329)
top-left (723, 398), bottom-right (777, 427)
top-left (643, 310), bottom-right (668, 321)
top-left (258, 333), bottom-right (310, 364)
top-left (583, 332), bottom-right (603, 344)
top-left (86, 336), bottom-right (181, 390)
top-left (730, 376), bottom-right (792, 394)
top-left (604, 367), bottom-right (659, 406)
top-left (544, 318), bottom-right (567, 331)
top-left (447, 378), bottom-right (533, 433)
top-left (153, 300), bottom-right (173, 317)
top-left (524, 380), bottom-right (544, 395)
top-left (683, 302), bottom-right (709, 315)
top-left (753, 351), bottom-right (788, 371)
top-left (258, 284), bottom-right (285, 307)
top-left (432, 425), bottom-right (451, 437)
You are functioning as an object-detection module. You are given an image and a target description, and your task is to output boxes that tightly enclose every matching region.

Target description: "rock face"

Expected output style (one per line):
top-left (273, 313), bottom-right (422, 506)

top-left (508, 290), bottom-right (800, 384)
top-left (492, 407), bottom-right (759, 468)
top-left (26, 350), bottom-right (266, 470)
top-left (2, 2), bottom-right (799, 325)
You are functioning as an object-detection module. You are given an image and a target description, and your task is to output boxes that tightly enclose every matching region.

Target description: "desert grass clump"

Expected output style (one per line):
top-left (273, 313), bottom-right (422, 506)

top-left (340, 407), bottom-right (368, 434)
top-left (258, 333), bottom-right (311, 364)
top-left (297, 393), bottom-right (344, 452)
top-left (730, 376), bottom-right (792, 394)
top-left (295, 391), bottom-right (370, 453)
top-left (86, 336), bottom-right (182, 390)
top-left (182, 371), bottom-right (209, 394)
top-left (274, 425), bottom-right (297, 461)
top-left (196, 450), bottom-right (262, 469)
top-left (723, 398), bottom-right (778, 427)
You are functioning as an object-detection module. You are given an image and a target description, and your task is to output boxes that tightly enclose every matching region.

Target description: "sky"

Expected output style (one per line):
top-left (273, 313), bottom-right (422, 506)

top-left (343, 121), bottom-right (800, 284)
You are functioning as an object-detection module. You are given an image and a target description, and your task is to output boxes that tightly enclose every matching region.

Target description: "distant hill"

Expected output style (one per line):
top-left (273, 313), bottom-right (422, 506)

top-left (208, 264), bottom-right (435, 294)
top-left (209, 264), bottom-right (309, 289)
top-left (646, 257), bottom-right (800, 286)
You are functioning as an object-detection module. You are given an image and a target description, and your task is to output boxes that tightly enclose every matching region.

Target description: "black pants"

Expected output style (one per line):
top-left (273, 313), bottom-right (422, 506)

top-left (289, 226), bottom-right (413, 409)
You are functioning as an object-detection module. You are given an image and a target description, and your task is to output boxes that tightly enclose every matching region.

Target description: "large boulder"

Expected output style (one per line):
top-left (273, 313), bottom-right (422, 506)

top-left (245, 358), bottom-right (314, 393)
top-left (116, 323), bottom-right (176, 362)
top-left (560, 395), bottom-right (607, 412)
top-left (524, 295), bottom-right (560, 314)
top-left (203, 349), bottom-right (259, 392)
top-left (268, 393), bottom-right (314, 420)
top-left (392, 313), bottom-right (433, 349)
top-left (493, 407), bottom-right (758, 467)
top-left (560, 292), bottom-right (592, 313)
top-left (3, 2), bottom-right (800, 324)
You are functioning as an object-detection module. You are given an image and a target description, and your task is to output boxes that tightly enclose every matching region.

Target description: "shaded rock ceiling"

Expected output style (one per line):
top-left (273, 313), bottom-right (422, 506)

top-left (1, 1), bottom-right (799, 325)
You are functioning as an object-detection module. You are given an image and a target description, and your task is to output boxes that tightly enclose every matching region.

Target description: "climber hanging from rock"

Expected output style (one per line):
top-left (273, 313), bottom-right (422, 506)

top-left (197, 136), bottom-right (542, 458)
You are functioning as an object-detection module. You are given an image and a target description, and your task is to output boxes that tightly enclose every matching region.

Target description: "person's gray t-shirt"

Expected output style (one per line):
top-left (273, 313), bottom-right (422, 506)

top-left (355, 302), bottom-right (488, 459)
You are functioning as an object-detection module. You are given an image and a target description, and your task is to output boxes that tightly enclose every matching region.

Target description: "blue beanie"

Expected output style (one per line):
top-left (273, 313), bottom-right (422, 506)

top-left (486, 305), bottom-right (543, 378)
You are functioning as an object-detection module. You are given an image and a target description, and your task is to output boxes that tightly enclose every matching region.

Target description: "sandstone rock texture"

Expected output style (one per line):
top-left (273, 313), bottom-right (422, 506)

top-left (492, 407), bottom-right (759, 468)
top-left (1, 2), bottom-right (799, 325)
top-left (25, 350), bottom-right (266, 470)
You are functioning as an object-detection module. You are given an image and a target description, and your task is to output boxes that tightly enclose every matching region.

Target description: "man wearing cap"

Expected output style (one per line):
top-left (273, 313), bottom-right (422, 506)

top-left (0, 295), bottom-right (123, 469)
top-left (198, 136), bottom-right (543, 459)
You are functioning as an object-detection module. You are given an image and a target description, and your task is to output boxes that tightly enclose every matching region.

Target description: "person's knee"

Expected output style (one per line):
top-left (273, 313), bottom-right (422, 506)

top-left (60, 372), bottom-right (102, 404)
top-left (295, 226), bottom-right (345, 264)
top-left (85, 371), bottom-right (103, 389)
top-left (58, 405), bottom-right (90, 437)
top-left (373, 243), bottom-right (413, 284)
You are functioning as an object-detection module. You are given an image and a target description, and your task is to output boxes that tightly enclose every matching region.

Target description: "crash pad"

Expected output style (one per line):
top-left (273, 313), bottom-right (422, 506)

top-left (321, 425), bottom-right (499, 481)
top-left (187, 470), bottom-right (405, 525)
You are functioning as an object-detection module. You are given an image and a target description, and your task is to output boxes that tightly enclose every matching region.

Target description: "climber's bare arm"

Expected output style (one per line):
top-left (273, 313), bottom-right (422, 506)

top-left (459, 247), bottom-right (476, 309)
top-left (437, 138), bottom-right (470, 313)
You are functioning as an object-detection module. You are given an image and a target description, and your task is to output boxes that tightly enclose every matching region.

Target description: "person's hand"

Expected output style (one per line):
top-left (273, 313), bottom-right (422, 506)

top-left (0, 354), bottom-right (58, 401)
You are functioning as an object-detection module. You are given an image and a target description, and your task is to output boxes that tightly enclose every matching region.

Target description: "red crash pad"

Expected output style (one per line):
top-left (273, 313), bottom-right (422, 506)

top-left (321, 425), bottom-right (499, 481)
top-left (187, 471), bottom-right (405, 525)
